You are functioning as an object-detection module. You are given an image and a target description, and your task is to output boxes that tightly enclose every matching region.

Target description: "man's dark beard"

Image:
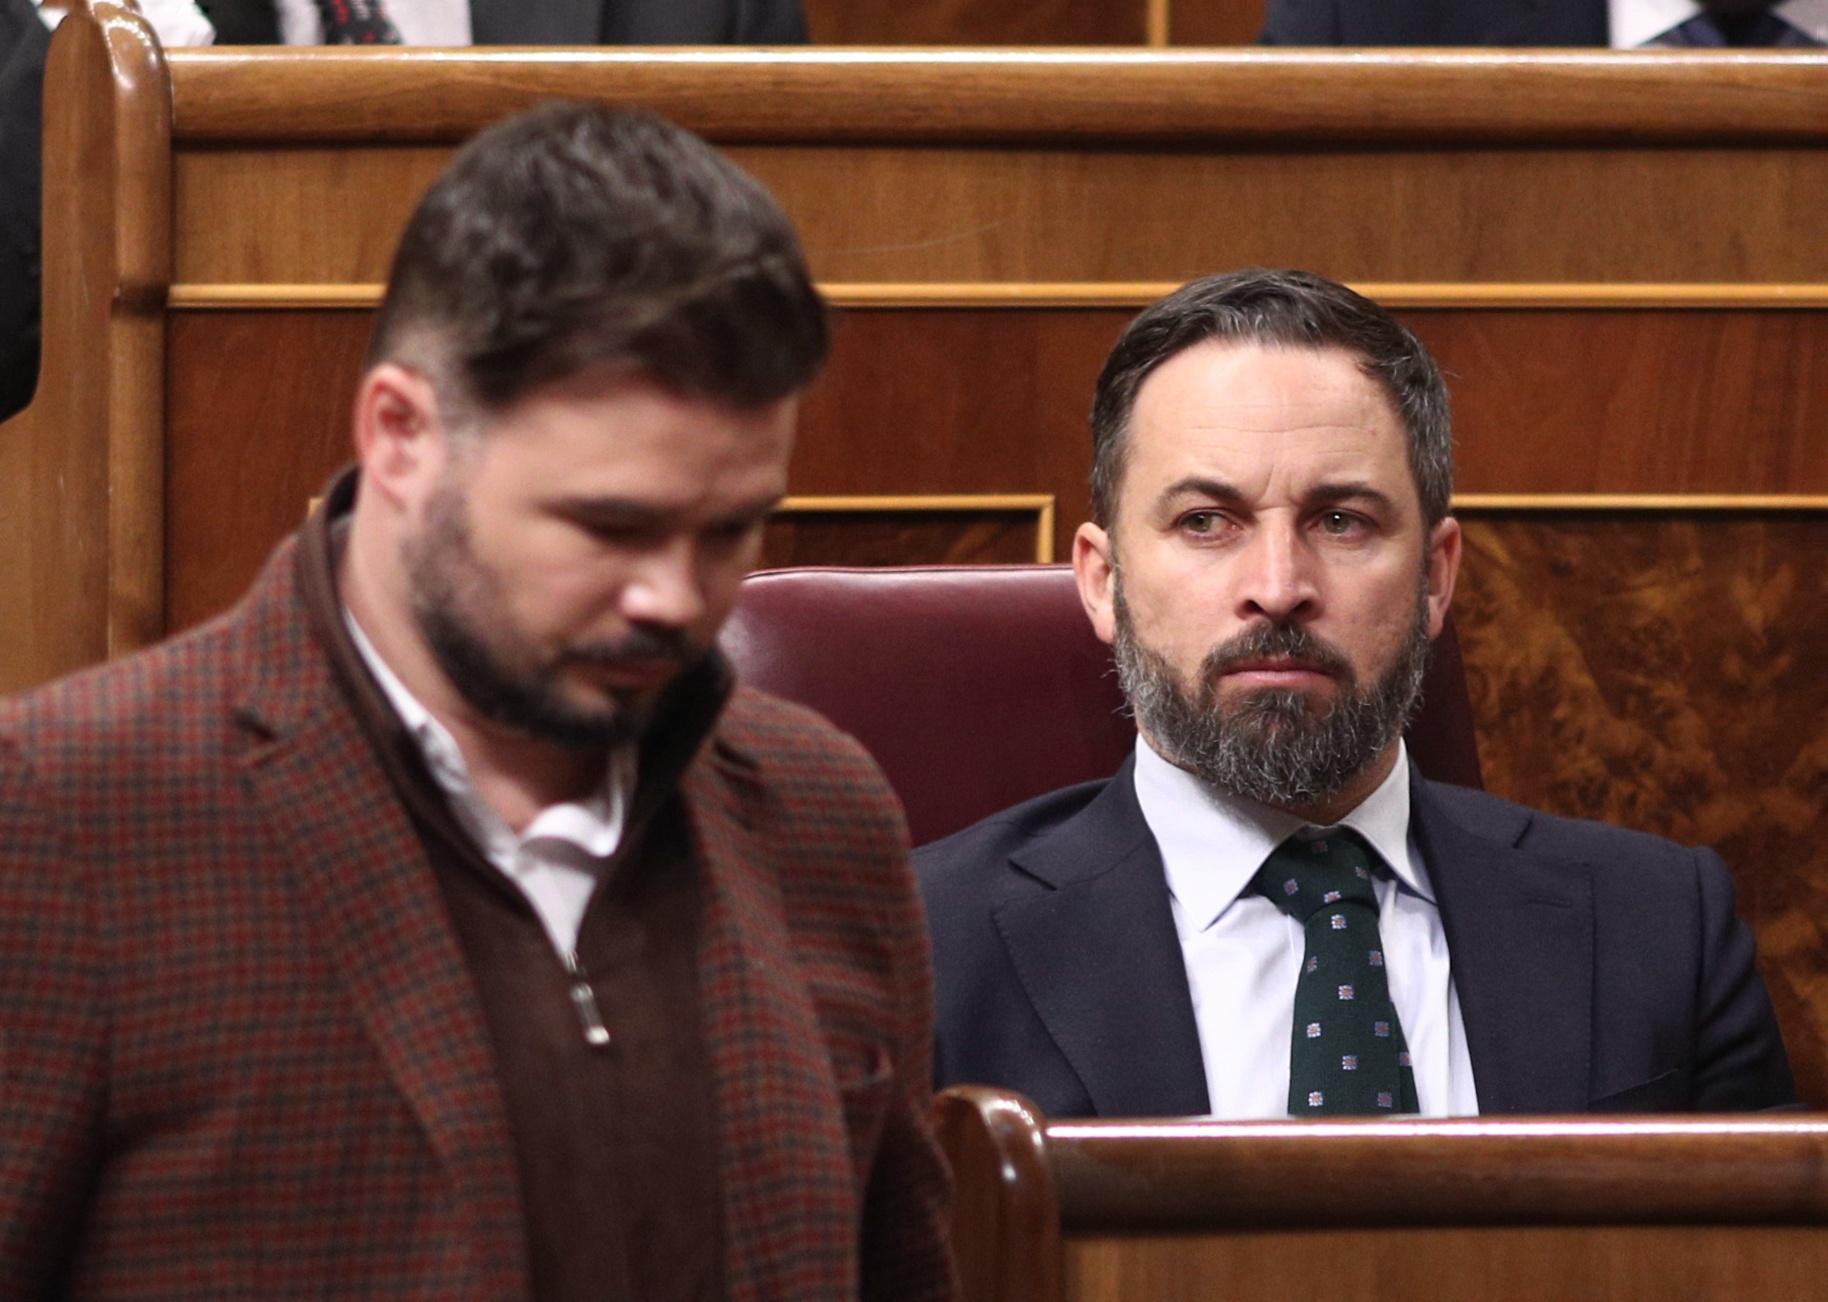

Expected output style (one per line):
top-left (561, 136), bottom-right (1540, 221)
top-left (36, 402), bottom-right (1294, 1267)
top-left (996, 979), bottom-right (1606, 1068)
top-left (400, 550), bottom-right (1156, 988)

top-left (1112, 574), bottom-right (1431, 808)
top-left (407, 478), bottom-right (698, 750)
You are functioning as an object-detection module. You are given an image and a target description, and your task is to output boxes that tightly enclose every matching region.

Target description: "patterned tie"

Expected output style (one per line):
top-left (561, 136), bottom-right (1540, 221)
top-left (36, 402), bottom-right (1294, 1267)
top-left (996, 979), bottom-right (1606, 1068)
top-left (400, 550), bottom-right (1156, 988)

top-left (1252, 829), bottom-right (1419, 1117)
top-left (315, 0), bottom-right (403, 43)
top-left (1662, 10), bottom-right (1821, 46)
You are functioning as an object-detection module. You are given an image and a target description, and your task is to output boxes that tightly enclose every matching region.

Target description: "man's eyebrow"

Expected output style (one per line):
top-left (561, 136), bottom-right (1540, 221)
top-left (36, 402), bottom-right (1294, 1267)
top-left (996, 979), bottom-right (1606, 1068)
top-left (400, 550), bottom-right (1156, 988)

top-left (1307, 481), bottom-right (1399, 514)
top-left (553, 492), bottom-right (785, 529)
top-left (551, 496), bottom-right (675, 530)
top-left (1153, 477), bottom-right (1247, 512)
top-left (1149, 478), bottom-right (1403, 516)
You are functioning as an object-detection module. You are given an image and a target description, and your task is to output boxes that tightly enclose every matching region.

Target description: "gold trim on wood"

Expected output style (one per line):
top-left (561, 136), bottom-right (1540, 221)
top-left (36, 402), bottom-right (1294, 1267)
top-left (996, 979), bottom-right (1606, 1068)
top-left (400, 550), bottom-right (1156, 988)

top-left (170, 282), bottom-right (1828, 312)
top-left (776, 493), bottom-right (1057, 563)
top-left (824, 282), bottom-right (1828, 310)
top-left (1453, 494), bottom-right (1828, 512)
top-left (170, 284), bottom-right (384, 309)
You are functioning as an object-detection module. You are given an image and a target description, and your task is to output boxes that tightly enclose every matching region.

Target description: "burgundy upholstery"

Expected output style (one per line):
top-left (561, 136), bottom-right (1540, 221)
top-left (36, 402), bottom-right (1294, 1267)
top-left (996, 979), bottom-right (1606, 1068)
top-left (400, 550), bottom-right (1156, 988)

top-left (722, 565), bottom-right (1483, 847)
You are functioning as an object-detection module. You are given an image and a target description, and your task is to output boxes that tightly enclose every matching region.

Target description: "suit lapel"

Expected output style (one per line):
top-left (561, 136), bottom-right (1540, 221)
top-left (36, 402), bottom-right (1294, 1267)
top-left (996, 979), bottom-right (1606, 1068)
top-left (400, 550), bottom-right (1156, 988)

top-left (230, 543), bottom-right (528, 1291)
top-left (997, 760), bottom-right (1210, 1117)
top-left (683, 739), bottom-right (857, 1296)
top-left (1413, 777), bottom-right (1594, 1113)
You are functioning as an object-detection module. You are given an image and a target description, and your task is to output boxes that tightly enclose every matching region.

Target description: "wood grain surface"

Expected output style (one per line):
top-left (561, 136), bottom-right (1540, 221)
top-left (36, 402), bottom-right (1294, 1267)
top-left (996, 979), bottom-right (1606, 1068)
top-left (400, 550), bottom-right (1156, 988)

top-left (1170, 0), bottom-right (1272, 44)
top-left (1455, 513), bottom-right (1828, 1106)
top-left (164, 49), bottom-right (1828, 145)
top-left (173, 144), bottom-right (1828, 285)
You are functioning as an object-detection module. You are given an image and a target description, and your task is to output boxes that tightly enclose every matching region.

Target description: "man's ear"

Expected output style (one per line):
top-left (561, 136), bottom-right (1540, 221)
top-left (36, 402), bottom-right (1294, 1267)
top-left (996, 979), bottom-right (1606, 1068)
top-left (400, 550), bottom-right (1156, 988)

top-left (352, 362), bottom-right (446, 510)
top-left (1073, 521), bottom-right (1118, 647)
top-left (1425, 515), bottom-right (1462, 640)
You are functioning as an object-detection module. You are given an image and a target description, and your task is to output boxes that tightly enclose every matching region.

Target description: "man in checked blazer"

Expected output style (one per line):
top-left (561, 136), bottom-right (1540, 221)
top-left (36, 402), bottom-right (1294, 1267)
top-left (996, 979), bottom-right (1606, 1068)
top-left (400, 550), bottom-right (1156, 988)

top-left (0, 104), bottom-right (952, 1298)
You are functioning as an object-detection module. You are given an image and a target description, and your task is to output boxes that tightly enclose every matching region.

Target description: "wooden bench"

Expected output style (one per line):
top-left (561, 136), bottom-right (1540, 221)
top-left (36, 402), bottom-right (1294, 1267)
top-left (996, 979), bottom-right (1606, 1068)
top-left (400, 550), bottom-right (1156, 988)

top-left (938, 1086), bottom-right (1828, 1300)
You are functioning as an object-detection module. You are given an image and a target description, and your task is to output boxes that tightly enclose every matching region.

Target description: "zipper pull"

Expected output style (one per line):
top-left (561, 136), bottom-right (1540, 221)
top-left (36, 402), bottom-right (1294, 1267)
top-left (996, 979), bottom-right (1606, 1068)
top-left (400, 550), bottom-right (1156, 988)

top-left (563, 951), bottom-right (612, 1048)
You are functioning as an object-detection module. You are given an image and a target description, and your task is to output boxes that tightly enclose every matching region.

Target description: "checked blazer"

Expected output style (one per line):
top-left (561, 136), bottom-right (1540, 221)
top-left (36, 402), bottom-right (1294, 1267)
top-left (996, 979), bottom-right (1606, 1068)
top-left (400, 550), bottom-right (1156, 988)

top-left (0, 534), bottom-right (952, 1298)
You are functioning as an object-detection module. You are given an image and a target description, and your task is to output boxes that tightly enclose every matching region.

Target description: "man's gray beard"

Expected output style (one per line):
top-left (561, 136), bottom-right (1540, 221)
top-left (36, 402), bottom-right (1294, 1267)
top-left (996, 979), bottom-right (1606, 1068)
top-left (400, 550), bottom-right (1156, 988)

top-left (1112, 575), bottom-right (1432, 808)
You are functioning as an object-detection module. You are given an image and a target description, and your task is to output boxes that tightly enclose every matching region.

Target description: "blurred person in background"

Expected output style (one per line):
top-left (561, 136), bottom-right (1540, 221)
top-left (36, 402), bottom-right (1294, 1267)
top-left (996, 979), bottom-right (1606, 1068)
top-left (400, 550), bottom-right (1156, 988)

top-left (1261, 0), bottom-right (1826, 46)
top-left (198, 0), bottom-right (807, 45)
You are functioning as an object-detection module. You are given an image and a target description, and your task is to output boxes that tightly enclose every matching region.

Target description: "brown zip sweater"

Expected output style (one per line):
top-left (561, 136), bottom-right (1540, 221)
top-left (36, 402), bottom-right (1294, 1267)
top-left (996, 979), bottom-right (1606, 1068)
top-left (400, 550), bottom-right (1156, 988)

top-left (299, 470), bottom-right (727, 1300)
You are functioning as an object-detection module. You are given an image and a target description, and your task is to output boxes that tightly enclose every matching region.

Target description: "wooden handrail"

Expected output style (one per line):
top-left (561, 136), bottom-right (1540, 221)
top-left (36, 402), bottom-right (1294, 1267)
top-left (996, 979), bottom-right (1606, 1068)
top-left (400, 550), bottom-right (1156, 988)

top-left (1046, 1114), bottom-right (1828, 1229)
top-left (166, 48), bottom-right (1828, 145)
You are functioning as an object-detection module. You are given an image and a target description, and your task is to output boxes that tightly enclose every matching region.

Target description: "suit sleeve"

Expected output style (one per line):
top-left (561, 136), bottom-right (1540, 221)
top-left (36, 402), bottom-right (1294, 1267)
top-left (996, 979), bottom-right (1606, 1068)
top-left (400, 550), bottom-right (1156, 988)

top-left (857, 823), bottom-right (957, 1301)
top-left (1690, 847), bottom-right (1796, 1109)
top-left (0, 747), bottom-right (109, 1297)
top-left (0, 0), bottom-right (49, 422)
top-left (1258, 0), bottom-right (1342, 44)
top-left (736, 0), bottom-right (808, 43)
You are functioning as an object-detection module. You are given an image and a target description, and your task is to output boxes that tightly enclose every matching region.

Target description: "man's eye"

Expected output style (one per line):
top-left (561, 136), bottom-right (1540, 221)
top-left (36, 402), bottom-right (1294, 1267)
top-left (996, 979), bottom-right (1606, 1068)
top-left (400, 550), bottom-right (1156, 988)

top-left (703, 520), bottom-right (760, 548)
top-left (1318, 510), bottom-right (1363, 536)
top-left (1182, 511), bottom-right (1221, 535)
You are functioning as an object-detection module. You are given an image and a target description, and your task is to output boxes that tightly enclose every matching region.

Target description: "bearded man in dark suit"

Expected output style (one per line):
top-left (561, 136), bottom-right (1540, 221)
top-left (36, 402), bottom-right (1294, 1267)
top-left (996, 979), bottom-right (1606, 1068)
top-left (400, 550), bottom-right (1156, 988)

top-left (917, 268), bottom-right (1794, 1121)
top-left (0, 103), bottom-right (951, 1298)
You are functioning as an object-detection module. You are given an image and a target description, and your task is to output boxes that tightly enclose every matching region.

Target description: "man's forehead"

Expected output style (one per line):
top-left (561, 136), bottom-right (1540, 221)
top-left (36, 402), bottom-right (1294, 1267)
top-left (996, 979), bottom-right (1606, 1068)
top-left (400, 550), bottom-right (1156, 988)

top-left (1122, 341), bottom-right (1410, 487)
top-left (1132, 340), bottom-right (1395, 432)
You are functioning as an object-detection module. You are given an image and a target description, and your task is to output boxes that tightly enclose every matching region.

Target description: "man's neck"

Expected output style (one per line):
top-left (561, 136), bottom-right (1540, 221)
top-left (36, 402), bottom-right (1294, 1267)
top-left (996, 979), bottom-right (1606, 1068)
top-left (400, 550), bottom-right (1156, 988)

top-left (338, 521), bottom-right (606, 832)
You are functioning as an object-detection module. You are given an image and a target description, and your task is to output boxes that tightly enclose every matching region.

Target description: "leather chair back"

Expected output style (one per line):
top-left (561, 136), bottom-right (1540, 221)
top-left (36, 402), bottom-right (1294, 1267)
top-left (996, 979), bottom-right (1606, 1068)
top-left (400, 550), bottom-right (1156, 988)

top-left (722, 565), bottom-right (1483, 846)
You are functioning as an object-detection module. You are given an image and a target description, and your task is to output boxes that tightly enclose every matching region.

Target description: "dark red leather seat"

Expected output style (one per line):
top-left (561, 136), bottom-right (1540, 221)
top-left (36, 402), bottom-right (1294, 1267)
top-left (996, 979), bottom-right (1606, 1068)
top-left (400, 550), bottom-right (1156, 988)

top-left (722, 565), bottom-right (1482, 846)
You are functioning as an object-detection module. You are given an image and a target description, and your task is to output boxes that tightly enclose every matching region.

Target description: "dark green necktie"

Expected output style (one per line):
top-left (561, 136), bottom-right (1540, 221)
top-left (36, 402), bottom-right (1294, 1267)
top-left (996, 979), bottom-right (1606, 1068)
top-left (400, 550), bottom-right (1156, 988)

top-left (1252, 828), bottom-right (1419, 1117)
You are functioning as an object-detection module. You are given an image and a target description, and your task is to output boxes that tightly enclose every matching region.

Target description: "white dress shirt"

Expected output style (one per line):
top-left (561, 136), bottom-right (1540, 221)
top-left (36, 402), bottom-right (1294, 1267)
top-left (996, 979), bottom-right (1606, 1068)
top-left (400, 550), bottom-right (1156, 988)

top-left (1134, 735), bottom-right (1480, 1118)
top-left (274, 0), bottom-right (471, 45)
top-left (1611, 0), bottom-right (1828, 46)
top-left (346, 612), bottom-right (633, 957)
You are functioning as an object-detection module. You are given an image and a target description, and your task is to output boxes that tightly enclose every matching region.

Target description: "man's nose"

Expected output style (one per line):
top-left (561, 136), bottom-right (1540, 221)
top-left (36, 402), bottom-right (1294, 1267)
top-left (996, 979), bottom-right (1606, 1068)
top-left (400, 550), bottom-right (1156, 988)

top-left (1235, 522), bottom-right (1320, 624)
top-left (620, 539), bottom-right (708, 629)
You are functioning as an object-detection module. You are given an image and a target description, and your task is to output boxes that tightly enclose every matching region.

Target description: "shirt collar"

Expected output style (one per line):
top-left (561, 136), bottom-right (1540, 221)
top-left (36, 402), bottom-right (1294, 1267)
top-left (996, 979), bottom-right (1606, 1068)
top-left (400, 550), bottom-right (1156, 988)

top-left (342, 608), bottom-right (631, 858)
top-left (1134, 733), bottom-right (1431, 933)
top-left (1610, 0), bottom-right (1828, 46)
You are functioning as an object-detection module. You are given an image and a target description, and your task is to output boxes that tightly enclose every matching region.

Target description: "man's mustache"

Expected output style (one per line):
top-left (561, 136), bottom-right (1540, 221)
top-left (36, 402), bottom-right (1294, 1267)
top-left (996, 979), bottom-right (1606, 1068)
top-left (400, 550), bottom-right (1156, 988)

top-left (560, 626), bottom-right (700, 668)
top-left (1200, 623), bottom-right (1355, 685)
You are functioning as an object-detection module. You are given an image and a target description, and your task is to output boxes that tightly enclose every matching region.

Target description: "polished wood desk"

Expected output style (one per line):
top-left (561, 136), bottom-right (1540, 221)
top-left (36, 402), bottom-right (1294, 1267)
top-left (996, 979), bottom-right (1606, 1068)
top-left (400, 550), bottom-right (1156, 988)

top-left (5, 4), bottom-right (1827, 1096)
top-left (938, 1086), bottom-right (1828, 1301)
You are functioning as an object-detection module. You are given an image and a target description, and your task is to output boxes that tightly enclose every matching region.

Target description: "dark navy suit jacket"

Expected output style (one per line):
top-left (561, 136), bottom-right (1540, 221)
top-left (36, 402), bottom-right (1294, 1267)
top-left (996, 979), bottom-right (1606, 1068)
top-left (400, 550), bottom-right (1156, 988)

top-left (197, 0), bottom-right (808, 45)
top-left (915, 757), bottom-right (1795, 1117)
top-left (1260, 0), bottom-right (1609, 45)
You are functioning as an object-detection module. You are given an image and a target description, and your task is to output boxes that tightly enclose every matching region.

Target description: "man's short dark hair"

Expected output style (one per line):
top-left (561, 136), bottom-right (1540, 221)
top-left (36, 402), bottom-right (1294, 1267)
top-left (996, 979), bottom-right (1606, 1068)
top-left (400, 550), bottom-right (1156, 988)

top-left (367, 102), bottom-right (827, 415)
top-left (1089, 268), bottom-right (1452, 527)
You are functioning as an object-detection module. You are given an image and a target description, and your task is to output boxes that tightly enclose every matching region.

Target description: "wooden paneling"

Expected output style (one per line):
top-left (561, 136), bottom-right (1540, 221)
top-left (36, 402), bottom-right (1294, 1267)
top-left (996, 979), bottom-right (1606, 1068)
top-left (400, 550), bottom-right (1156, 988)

top-left (165, 301), bottom-right (1828, 614)
top-left (174, 144), bottom-right (1828, 286)
top-left (164, 310), bottom-right (365, 630)
top-left (1455, 512), bottom-right (1828, 1106)
top-left (762, 503), bottom-right (1050, 567)
top-left (1169, 0), bottom-right (1270, 45)
top-left (162, 50), bottom-right (1828, 145)
top-left (801, 0), bottom-right (1144, 46)
top-left (1064, 1228), bottom-right (1828, 1299)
